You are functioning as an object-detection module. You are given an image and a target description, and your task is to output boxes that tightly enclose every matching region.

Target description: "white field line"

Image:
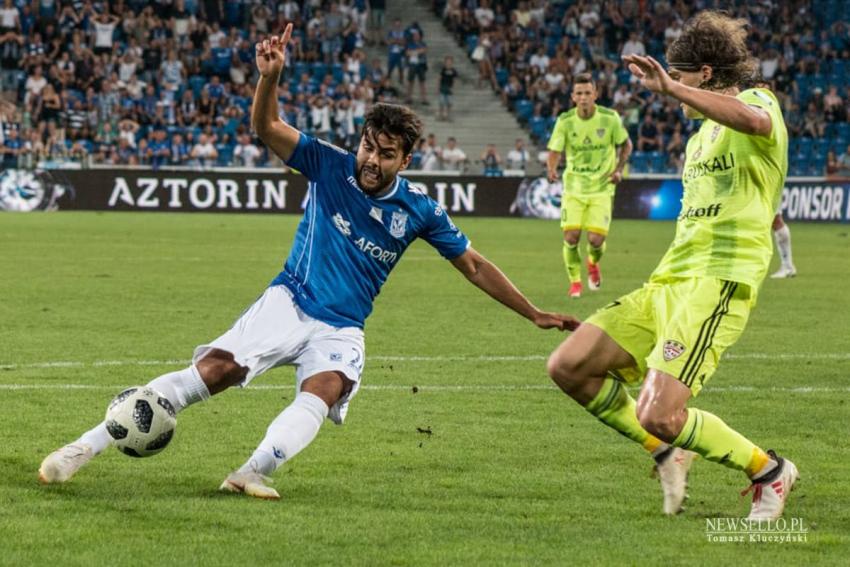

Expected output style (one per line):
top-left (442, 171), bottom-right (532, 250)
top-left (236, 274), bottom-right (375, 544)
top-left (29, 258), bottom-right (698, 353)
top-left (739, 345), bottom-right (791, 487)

top-left (1, 352), bottom-right (849, 372)
top-left (0, 383), bottom-right (848, 394)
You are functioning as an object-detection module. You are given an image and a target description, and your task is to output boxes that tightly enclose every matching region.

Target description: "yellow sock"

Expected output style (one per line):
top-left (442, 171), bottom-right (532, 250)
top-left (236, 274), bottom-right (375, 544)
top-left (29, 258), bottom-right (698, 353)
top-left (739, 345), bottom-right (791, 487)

top-left (672, 408), bottom-right (770, 475)
top-left (585, 378), bottom-right (664, 453)
top-left (587, 242), bottom-right (606, 264)
top-left (563, 242), bottom-right (581, 283)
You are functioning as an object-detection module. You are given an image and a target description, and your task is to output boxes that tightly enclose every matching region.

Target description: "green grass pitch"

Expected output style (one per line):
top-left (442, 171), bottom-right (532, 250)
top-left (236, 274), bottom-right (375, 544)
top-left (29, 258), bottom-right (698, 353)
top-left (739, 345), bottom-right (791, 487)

top-left (0, 212), bottom-right (848, 565)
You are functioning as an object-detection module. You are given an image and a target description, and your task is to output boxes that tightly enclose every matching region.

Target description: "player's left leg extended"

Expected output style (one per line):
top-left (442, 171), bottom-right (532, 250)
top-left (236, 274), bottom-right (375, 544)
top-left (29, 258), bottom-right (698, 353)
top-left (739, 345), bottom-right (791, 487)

top-left (547, 316), bottom-right (669, 459)
top-left (636, 279), bottom-right (798, 519)
top-left (222, 320), bottom-right (365, 500)
top-left (222, 371), bottom-right (350, 500)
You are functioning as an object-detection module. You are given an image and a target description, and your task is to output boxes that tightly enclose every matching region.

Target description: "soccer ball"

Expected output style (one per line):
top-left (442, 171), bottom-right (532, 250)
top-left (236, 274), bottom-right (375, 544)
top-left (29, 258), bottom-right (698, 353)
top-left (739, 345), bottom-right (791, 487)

top-left (105, 387), bottom-right (177, 458)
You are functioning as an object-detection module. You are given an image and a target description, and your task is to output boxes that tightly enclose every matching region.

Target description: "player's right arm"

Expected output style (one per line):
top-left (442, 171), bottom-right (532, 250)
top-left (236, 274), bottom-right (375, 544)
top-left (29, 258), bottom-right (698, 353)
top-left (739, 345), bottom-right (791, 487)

top-left (252, 24), bottom-right (300, 162)
top-left (546, 116), bottom-right (567, 183)
top-left (624, 54), bottom-right (772, 137)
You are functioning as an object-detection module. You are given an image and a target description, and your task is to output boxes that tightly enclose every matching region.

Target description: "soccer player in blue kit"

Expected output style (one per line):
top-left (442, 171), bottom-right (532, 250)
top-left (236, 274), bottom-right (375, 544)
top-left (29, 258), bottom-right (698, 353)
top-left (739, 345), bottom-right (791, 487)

top-left (39, 25), bottom-right (579, 499)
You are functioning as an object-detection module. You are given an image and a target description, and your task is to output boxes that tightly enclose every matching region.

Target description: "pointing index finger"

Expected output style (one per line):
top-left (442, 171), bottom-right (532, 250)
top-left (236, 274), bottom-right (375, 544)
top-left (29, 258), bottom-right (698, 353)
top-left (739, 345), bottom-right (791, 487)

top-left (281, 22), bottom-right (293, 47)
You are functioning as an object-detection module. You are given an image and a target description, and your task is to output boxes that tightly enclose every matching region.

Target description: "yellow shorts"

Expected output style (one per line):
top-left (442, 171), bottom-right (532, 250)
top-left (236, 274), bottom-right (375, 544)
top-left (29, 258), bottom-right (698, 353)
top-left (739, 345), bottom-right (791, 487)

top-left (585, 277), bottom-right (752, 396)
top-left (560, 193), bottom-right (613, 234)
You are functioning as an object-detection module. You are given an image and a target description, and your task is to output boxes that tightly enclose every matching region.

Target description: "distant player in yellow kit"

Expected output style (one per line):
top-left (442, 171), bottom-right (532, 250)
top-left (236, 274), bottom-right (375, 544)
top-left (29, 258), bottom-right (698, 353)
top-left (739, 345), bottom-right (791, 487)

top-left (546, 12), bottom-right (798, 519)
top-left (547, 73), bottom-right (633, 298)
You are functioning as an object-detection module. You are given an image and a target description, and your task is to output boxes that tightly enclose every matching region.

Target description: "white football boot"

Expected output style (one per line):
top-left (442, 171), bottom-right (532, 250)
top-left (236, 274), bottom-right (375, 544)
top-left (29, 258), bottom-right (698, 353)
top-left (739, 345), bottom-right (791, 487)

top-left (38, 443), bottom-right (94, 484)
top-left (744, 451), bottom-right (799, 520)
top-left (653, 447), bottom-right (696, 515)
top-left (220, 470), bottom-right (280, 500)
top-left (770, 265), bottom-right (797, 279)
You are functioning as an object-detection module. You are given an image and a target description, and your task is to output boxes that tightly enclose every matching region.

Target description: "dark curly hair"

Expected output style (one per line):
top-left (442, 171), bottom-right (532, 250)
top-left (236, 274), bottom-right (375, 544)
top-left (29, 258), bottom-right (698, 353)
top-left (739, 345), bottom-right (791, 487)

top-left (666, 11), bottom-right (757, 90)
top-left (361, 103), bottom-right (423, 156)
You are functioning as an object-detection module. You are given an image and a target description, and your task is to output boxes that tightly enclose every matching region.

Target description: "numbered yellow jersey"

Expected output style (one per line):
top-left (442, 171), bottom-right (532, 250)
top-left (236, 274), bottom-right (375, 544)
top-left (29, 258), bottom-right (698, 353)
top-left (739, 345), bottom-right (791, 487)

top-left (547, 105), bottom-right (630, 197)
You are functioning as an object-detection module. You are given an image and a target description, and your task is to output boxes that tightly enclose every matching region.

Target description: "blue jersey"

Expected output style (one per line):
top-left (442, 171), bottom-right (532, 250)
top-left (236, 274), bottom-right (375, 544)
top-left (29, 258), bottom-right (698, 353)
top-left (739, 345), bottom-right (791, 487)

top-left (271, 134), bottom-right (470, 329)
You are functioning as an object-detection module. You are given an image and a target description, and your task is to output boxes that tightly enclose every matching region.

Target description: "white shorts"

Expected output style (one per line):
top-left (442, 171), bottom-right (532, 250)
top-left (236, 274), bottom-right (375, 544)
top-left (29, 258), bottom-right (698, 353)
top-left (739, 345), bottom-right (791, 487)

top-left (193, 285), bottom-right (365, 424)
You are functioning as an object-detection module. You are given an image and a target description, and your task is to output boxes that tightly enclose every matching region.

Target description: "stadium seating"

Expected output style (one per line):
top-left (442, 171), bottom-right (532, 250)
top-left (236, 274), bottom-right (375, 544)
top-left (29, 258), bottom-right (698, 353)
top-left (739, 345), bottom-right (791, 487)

top-left (0, 1), bottom-right (846, 175)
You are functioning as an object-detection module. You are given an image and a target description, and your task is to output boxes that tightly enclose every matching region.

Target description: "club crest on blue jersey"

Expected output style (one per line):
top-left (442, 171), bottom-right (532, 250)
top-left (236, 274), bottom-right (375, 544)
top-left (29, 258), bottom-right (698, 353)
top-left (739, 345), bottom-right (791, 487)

top-left (333, 212), bottom-right (352, 235)
top-left (390, 210), bottom-right (408, 238)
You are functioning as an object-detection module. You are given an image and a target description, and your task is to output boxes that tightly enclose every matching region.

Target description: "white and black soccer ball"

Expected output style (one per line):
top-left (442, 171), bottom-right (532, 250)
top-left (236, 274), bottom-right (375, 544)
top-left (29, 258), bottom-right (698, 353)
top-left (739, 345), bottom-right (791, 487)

top-left (105, 387), bottom-right (177, 458)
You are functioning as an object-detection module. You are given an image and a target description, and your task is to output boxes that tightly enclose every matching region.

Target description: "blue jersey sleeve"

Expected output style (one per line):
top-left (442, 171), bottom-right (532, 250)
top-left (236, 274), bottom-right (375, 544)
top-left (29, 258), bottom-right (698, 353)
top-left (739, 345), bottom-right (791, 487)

top-left (286, 133), bottom-right (351, 182)
top-left (422, 203), bottom-right (470, 260)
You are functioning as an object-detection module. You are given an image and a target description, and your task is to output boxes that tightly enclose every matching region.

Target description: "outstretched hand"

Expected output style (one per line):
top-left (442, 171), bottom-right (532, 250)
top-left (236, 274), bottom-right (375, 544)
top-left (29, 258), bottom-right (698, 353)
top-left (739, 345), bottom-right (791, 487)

top-left (533, 311), bottom-right (581, 332)
top-left (255, 23), bottom-right (293, 78)
top-left (622, 54), bottom-right (676, 95)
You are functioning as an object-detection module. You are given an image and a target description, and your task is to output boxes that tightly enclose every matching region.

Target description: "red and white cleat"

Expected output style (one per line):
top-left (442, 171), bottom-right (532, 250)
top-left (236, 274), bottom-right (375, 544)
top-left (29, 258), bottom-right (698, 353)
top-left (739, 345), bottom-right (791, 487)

top-left (743, 450), bottom-right (799, 520)
top-left (587, 260), bottom-right (602, 291)
top-left (569, 282), bottom-right (583, 299)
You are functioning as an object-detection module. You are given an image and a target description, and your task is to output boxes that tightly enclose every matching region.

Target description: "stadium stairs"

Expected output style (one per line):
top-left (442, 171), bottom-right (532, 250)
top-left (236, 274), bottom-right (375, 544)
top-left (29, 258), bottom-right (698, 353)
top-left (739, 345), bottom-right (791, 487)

top-left (363, 0), bottom-right (542, 175)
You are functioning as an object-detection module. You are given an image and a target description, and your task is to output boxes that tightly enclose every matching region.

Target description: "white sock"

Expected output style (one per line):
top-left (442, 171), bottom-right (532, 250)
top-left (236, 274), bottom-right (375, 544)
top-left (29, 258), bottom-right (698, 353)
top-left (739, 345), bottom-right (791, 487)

top-left (238, 392), bottom-right (329, 476)
top-left (77, 366), bottom-right (210, 455)
top-left (146, 365), bottom-right (210, 413)
top-left (773, 225), bottom-right (794, 268)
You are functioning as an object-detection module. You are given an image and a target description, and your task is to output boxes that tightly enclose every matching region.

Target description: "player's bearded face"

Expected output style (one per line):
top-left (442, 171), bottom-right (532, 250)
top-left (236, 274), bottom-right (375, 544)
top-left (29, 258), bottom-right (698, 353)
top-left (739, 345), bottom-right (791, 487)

top-left (356, 131), bottom-right (410, 195)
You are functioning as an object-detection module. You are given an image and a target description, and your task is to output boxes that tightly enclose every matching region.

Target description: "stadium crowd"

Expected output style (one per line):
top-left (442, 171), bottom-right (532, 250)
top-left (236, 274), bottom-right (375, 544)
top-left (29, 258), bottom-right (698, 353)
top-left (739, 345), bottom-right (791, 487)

top-left (0, 0), bottom-right (846, 176)
top-left (439, 0), bottom-right (850, 176)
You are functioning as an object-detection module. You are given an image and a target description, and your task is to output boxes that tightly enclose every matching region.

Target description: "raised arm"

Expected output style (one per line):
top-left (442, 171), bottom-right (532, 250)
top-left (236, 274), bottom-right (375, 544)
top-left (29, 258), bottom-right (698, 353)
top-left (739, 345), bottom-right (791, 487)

top-left (623, 54), bottom-right (772, 137)
top-left (450, 247), bottom-right (580, 331)
top-left (252, 24), bottom-right (300, 161)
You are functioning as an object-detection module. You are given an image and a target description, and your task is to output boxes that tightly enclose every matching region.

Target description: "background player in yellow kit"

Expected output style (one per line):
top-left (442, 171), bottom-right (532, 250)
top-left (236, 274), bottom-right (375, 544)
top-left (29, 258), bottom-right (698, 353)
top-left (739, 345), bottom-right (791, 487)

top-left (546, 12), bottom-right (798, 519)
top-left (547, 73), bottom-right (633, 299)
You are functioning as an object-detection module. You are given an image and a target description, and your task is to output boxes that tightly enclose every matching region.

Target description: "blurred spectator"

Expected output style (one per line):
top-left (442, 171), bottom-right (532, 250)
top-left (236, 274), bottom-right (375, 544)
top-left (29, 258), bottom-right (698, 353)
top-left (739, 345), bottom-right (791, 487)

top-left (386, 18), bottom-right (406, 83)
top-left (420, 133), bottom-right (441, 171)
top-left (169, 133), bottom-right (190, 166)
top-left (802, 101), bottom-right (826, 138)
top-left (368, 0), bottom-right (387, 46)
top-left (505, 139), bottom-right (530, 172)
top-left (442, 137), bottom-right (467, 172)
top-left (191, 132), bottom-right (218, 167)
top-left (92, 9), bottom-right (120, 56)
top-left (234, 133), bottom-right (261, 167)
top-left (470, 32), bottom-right (496, 89)
top-left (480, 143), bottom-right (502, 176)
top-left (637, 115), bottom-right (662, 152)
top-left (621, 32), bottom-right (646, 58)
top-left (405, 29), bottom-right (428, 105)
top-left (824, 86), bottom-right (844, 123)
top-left (835, 144), bottom-right (850, 176)
top-left (438, 56), bottom-right (458, 121)
top-left (1, 125), bottom-right (21, 167)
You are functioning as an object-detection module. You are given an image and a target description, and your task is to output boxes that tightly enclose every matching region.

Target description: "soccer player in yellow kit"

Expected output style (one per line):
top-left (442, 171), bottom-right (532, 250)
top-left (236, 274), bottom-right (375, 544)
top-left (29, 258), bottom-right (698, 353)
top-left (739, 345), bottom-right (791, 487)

top-left (547, 73), bottom-right (633, 299)
top-left (546, 12), bottom-right (798, 519)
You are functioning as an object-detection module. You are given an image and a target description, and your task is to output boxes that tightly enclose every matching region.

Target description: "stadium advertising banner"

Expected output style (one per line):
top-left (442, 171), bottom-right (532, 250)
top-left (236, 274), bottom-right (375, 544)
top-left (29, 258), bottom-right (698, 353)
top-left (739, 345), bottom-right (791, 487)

top-left (3, 168), bottom-right (512, 216)
top-left (2, 168), bottom-right (849, 222)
